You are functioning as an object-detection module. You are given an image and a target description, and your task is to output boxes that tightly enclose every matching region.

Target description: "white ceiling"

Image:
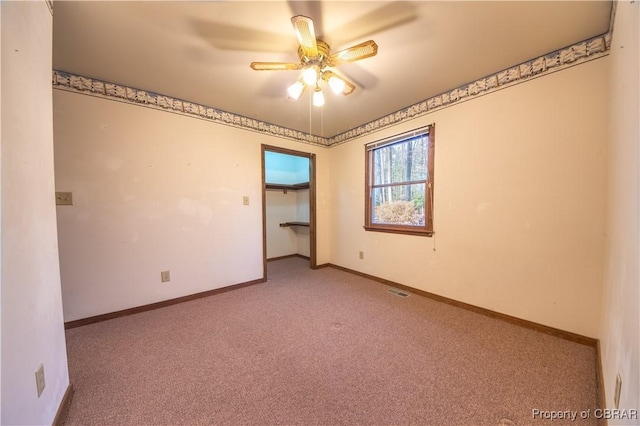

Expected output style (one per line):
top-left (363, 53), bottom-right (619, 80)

top-left (52, 1), bottom-right (612, 138)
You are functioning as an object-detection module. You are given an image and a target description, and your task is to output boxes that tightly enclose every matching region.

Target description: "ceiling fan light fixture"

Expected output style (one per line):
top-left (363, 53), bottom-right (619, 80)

top-left (302, 67), bottom-right (318, 86)
top-left (250, 15), bottom-right (377, 104)
top-left (322, 70), bottom-right (355, 96)
top-left (287, 80), bottom-right (305, 100)
top-left (328, 76), bottom-right (346, 95)
top-left (313, 86), bottom-right (325, 107)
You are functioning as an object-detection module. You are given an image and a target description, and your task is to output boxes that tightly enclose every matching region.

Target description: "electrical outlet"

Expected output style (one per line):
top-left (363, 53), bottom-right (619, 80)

top-left (35, 364), bottom-right (45, 397)
top-left (161, 270), bottom-right (171, 282)
top-left (359, 251), bottom-right (364, 260)
top-left (55, 192), bottom-right (73, 206)
top-left (243, 196), bottom-right (250, 205)
top-left (614, 373), bottom-right (622, 409)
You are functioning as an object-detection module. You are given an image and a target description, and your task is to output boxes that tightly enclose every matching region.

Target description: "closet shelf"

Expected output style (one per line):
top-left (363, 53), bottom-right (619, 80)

top-left (265, 182), bottom-right (309, 193)
top-left (279, 221), bottom-right (310, 228)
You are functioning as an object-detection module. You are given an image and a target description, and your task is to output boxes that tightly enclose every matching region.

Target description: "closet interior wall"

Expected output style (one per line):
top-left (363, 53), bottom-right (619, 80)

top-left (264, 152), bottom-right (310, 260)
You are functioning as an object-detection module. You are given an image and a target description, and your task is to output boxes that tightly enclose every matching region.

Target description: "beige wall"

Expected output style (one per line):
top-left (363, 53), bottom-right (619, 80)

top-left (53, 91), bottom-right (331, 321)
top-left (266, 190), bottom-right (299, 258)
top-left (330, 58), bottom-right (609, 338)
top-left (266, 189), bottom-right (311, 259)
top-left (601, 0), bottom-right (639, 418)
top-left (1, 1), bottom-right (70, 424)
top-left (296, 189), bottom-right (310, 257)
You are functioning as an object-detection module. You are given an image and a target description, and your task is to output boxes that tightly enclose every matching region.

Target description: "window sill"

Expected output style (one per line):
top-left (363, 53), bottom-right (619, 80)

top-left (363, 225), bottom-right (433, 237)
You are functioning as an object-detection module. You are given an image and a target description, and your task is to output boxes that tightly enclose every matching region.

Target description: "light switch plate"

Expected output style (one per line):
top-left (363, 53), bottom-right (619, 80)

top-left (55, 192), bottom-right (73, 206)
top-left (614, 373), bottom-right (622, 409)
top-left (35, 364), bottom-right (45, 397)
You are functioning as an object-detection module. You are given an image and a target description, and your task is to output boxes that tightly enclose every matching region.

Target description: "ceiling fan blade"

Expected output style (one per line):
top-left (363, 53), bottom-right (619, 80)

top-left (329, 40), bottom-right (378, 67)
top-left (291, 15), bottom-right (318, 60)
top-left (322, 70), bottom-right (356, 96)
top-left (287, 1), bottom-right (324, 38)
top-left (328, 2), bottom-right (417, 47)
top-left (192, 20), bottom-right (296, 53)
top-left (250, 62), bottom-right (302, 71)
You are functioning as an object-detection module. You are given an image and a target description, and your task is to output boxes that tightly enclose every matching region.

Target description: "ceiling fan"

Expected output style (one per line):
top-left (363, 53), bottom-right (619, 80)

top-left (250, 15), bottom-right (378, 107)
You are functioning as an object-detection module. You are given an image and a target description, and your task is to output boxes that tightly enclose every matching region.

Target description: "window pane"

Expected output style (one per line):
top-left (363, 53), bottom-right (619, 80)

top-left (372, 183), bottom-right (426, 226)
top-left (373, 136), bottom-right (428, 185)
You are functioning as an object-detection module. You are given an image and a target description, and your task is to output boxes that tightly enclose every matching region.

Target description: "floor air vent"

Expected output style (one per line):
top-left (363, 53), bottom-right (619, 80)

top-left (387, 288), bottom-right (409, 298)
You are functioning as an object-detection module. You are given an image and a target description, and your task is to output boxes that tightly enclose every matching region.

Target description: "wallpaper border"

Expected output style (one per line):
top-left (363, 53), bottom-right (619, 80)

top-left (53, 32), bottom-right (610, 148)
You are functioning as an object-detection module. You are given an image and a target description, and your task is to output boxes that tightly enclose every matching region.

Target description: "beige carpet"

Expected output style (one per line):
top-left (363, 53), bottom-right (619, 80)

top-left (64, 257), bottom-right (598, 425)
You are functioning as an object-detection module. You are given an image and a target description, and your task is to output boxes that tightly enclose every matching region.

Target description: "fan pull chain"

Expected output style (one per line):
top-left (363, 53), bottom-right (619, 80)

top-left (308, 92), bottom-right (312, 135)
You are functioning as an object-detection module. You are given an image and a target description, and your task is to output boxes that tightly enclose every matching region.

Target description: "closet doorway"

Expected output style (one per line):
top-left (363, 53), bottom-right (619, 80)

top-left (261, 145), bottom-right (316, 278)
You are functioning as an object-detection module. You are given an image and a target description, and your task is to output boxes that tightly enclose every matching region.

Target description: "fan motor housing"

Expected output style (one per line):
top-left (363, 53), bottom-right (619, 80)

top-left (298, 39), bottom-right (330, 65)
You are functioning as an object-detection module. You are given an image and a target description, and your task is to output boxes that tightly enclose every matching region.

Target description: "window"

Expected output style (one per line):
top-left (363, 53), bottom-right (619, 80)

top-left (364, 124), bottom-right (434, 236)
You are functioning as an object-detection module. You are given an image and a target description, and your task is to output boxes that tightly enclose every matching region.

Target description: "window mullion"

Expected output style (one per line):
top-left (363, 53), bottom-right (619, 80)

top-left (371, 179), bottom-right (427, 190)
